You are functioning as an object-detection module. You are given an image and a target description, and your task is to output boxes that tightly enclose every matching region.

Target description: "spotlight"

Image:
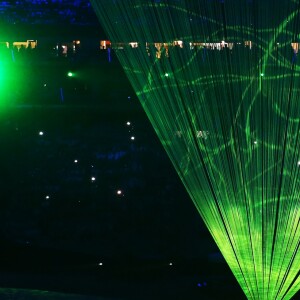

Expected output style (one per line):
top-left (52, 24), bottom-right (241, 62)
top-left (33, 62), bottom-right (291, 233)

top-left (67, 72), bottom-right (74, 77)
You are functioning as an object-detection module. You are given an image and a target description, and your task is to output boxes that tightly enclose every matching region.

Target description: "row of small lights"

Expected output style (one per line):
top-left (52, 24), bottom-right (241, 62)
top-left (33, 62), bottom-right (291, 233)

top-left (96, 262), bottom-right (207, 287)
top-left (39, 120), bottom-right (135, 141)
top-left (97, 262), bottom-right (173, 266)
top-left (40, 117), bottom-right (136, 200)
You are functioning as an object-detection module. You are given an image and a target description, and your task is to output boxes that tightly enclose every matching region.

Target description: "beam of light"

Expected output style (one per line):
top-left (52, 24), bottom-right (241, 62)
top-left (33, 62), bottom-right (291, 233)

top-left (0, 61), bottom-right (12, 109)
top-left (11, 49), bottom-right (15, 62)
top-left (90, 1), bottom-right (300, 299)
top-left (60, 87), bottom-right (64, 102)
top-left (108, 47), bottom-right (112, 62)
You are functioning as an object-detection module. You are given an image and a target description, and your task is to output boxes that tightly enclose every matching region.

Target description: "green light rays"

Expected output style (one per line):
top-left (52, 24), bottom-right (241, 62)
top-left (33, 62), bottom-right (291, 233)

top-left (90, 1), bottom-right (300, 299)
top-left (0, 59), bottom-right (23, 110)
top-left (0, 61), bottom-right (11, 108)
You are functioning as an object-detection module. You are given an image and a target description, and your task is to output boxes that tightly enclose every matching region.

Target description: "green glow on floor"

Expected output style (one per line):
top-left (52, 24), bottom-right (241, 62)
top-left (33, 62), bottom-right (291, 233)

top-left (91, 1), bottom-right (300, 299)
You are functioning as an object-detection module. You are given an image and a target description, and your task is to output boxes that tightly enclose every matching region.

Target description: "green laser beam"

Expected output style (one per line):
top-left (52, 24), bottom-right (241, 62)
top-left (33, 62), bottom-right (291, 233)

top-left (90, 1), bottom-right (300, 298)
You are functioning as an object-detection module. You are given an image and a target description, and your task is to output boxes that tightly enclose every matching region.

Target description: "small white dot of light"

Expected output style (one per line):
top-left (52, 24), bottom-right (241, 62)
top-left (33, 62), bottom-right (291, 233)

top-left (98, 262), bottom-right (103, 266)
top-left (74, 160), bottom-right (78, 163)
top-left (297, 161), bottom-right (300, 166)
top-left (91, 165), bottom-right (94, 168)
top-left (117, 190), bottom-right (122, 195)
top-left (169, 262), bottom-right (173, 266)
top-left (91, 177), bottom-right (96, 181)
top-left (45, 195), bottom-right (50, 199)
top-left (126, 122), bottom-right (131, 126)
top-left (128, 96), bottom-right (131, 99)
top-left (43, 83), bottom-right (47, 87)
top-left (131, 136), bottom-right (135, 140)
top-left (254, 141), bottom-right (257, 145)
top-left (165, 73), bottom-right (169, 77)
top-left (39, 131), bottom-right (44, 136)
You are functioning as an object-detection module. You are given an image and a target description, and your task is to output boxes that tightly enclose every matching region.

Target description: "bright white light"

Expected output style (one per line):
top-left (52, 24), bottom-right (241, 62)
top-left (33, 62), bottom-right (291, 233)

top-left (131, 136), bottom-right (135, 140)
top-left (74, 159), bottom-right (78, 163)
top-left (169, 262), bottom-right (173, 266)
top-left (39, 131), bottom-right (44, 136)
top-left (126, 121), bottom-right (131, 126)
top-left (45, 195), bottom-right (50, 199)
top-left (91, 177), bottom-right (96, 181)
top-left (297, 161), bottom-right (300, 166)
top-left (117, 190), bottom-right (122, 195)
top-left (98, 262), bottom-right (103, 266)
top-left (254, 141), bottom-right (257, 145)
top-left (165, 73), bottom-right (169, 77)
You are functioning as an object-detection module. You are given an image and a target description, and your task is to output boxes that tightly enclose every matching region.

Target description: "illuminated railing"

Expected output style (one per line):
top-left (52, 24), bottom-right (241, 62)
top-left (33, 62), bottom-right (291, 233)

top-left (13, 40), bottom-right (37, 50)
top-left (99, 40), bottom-right (253, 58)
top-left (0, 39), bottom-right (298, 59)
